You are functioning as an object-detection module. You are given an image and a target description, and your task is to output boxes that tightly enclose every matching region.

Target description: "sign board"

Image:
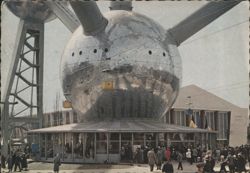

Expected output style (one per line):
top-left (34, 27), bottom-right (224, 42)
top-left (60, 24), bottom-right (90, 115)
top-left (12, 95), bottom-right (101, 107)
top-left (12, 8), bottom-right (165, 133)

top-left (63, 100), bottom-right (72, 108)
top-left (101, 81), bottom-right (114, 90)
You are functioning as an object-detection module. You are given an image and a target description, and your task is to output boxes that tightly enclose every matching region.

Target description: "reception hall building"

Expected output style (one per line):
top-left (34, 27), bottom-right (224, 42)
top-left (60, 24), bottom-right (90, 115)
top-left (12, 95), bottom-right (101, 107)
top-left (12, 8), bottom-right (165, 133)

top-left (28, 85), bottom-right (248, 163)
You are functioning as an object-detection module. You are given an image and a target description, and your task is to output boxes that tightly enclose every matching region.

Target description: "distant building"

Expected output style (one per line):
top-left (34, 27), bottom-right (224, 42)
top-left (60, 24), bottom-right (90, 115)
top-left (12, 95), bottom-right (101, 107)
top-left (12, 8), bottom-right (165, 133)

top-left (170, 85), bottom-right (248, 147)
top-left (28, 85), bottom-right (248, 163)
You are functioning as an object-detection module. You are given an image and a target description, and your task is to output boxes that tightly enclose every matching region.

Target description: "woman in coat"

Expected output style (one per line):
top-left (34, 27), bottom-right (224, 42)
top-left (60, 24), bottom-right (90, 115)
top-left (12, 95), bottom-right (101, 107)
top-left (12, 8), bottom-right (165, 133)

top-left (147, 148), bottom-right (156, 172)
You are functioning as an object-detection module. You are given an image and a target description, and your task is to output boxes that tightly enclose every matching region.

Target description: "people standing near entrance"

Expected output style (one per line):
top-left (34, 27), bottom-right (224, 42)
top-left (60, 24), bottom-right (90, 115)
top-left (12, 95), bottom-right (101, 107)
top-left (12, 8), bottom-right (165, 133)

top-left (21, 153), bottom-right (28, 171)
top-left (165, 147), bottom-right (171, 161)
top-left (177, 151), bottom-right (183, 170)
top-left (13, 152), bottom-right (22, 172)
top-left (156, 147), bottom-right (163, 170)
top-left (53, 153), bottom-right (61, 173)
top-left (162, 160), bottom-right (174, 173)
top-left (147, 148), bottom-right (156, 172)
top-left (186, 148), bottom-right (192, 165)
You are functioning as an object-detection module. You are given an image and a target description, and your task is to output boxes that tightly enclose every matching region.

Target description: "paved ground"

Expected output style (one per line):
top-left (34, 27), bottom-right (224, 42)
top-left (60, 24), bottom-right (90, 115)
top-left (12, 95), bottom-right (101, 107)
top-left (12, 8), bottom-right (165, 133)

top-left (1, 161), bottom-right (249, 173)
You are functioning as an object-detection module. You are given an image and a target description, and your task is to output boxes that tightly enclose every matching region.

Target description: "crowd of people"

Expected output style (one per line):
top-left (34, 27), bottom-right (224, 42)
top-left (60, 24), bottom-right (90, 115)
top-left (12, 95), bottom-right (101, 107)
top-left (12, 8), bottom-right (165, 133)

top-left (2, 144), bottom-right (250, 173)
top-left (1, 149), bottom-right (28, 173)
top-left (137, 144), bottom-right (250, 173)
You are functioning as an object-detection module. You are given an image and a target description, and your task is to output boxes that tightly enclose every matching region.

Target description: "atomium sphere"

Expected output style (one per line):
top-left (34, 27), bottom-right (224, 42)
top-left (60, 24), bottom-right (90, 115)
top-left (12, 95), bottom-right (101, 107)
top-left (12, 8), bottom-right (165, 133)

top-left (61, 11), bottom-right (182, 121)
top-left (6, 0), bottom-right (56, 23)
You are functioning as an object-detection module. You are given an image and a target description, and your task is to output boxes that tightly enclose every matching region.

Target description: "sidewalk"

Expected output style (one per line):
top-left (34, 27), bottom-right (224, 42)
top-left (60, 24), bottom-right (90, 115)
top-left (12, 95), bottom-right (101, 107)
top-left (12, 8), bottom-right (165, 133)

top-left (1, 161), bottom-right (249, 173)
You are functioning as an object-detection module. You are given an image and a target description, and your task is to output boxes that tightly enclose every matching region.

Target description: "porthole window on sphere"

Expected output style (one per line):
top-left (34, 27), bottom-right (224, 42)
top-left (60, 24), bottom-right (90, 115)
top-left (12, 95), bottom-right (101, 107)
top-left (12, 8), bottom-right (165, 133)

top-left (79, 51), bottom-right (82, 55)
top-left (148, 50), bottom-right (152, 55)
top-left (72, 52), bottom-right (74, 57)
top-left (104, 48), bottom-right (108, 52)
top-left (163, 52), bottom-right (166, 56)
top-left (93, 49), bottom-right (97, 53)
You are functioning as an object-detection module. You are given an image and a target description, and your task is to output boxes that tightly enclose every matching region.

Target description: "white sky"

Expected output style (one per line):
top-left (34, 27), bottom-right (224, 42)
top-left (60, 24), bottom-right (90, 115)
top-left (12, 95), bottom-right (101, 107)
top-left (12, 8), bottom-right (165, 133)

top-left (1, 1), bottom-right (249, 113)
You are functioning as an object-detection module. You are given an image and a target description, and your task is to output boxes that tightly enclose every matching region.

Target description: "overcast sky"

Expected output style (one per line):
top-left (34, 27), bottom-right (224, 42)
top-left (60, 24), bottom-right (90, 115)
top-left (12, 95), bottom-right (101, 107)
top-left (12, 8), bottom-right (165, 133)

top-left (1, 1), bottom-right (249, 113)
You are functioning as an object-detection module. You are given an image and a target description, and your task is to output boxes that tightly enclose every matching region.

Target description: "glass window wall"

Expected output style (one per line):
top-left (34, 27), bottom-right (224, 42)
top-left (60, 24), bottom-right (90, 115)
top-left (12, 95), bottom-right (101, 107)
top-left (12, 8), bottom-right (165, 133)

top-left (64, 133), bottom-right (73, 160)
top-left (109, 133), bottom-right (119, 154)
top-left (193, 111), bottom-right (201, 128)
top-left (133, 133), bottom-right (144, 146)
top-left (206, 111), bottom-right (215, 130)
top-left (46, 134), bottom-right (53, 158)
top-left (73, 112), bottom-right (78, 123)
top-left (145, 133), bottom-right (156, 148)
top-left (66, 112), bottom-right (70, 124)
top-left (121, 133), bottom-right (132, 161)
top-left (96, 133), bottom-right (107, 154)
top-left (47, 115), bottom-right (51, 127)
top-left (40, 134), bottom-right (46, 158)
top-left (73, 133), bottom-right (83, 159)
top-left (85, 133), bottom-right (95, 159)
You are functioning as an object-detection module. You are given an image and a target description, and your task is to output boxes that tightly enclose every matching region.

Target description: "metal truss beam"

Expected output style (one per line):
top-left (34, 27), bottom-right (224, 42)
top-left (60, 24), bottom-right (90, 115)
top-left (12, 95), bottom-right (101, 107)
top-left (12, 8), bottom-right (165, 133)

top-left (1, 20), bottom-right (44, 157)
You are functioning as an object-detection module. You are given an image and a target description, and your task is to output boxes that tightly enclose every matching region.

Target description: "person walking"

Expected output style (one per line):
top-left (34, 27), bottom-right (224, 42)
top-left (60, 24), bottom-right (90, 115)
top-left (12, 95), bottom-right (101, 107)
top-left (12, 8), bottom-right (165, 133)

top-left (162, 160), bottom-right (174, 173)
top-left (53, 153), bottom-right (61, 173)
top-left (7, 154), bottom-right (13, 173)
top-left (177, 151), bottom-right (183, 170)
top-left (186, 148), bottom-right (192, 165)
top-left (147, 148), bottom-right (156, 172)
top-left (156, 147), bottom-right (163, 170)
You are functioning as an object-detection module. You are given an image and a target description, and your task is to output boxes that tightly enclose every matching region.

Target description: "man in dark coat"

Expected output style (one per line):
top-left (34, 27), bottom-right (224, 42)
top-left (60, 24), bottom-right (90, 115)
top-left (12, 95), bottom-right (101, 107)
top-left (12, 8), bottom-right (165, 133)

top-left (236, 153), bottom-right (246, 173)
top-left (21, 153), bottom-right (28, 171)
top-left (53, 153), bottom-right (61, 173)
top-left (227, 154), bottom-right (235, 173)
top-left (162, 160), bottom-right (174, 173)
top-left (203, 155), bottom-right (215, 173)
top-left (13, 152), bottom-right (22, 172)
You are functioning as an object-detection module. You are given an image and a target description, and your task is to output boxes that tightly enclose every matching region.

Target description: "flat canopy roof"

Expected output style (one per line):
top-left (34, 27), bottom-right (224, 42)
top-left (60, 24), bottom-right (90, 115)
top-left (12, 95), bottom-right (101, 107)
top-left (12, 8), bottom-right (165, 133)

top-left (28, 119), bottom-right (216, 133)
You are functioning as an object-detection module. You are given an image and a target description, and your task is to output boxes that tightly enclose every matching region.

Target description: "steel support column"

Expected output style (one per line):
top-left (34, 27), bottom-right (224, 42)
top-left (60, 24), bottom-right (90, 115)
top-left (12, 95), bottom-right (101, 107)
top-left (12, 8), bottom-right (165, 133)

top-left (1, 20), bottom-right (44, 157)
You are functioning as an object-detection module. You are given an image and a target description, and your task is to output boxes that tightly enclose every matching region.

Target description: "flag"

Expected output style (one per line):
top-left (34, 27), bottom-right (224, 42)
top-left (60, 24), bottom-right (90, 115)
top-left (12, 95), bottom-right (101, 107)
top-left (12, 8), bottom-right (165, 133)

top-left (189, 120), bottom-right (197, 128)
top-left (101, 81), bottom-right (114, 90)
top-left (185, 109), bottom-right (193, 126)
top-left (192, 114), bottom-right (195, 123)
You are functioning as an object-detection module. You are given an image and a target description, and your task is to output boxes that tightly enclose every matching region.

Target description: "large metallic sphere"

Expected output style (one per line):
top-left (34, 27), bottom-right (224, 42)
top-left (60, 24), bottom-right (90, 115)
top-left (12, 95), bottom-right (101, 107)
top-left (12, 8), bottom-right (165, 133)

top-left (6, 0), bottom-right (56, 23)
top-left (61, 11), bottom-right (182, 120)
